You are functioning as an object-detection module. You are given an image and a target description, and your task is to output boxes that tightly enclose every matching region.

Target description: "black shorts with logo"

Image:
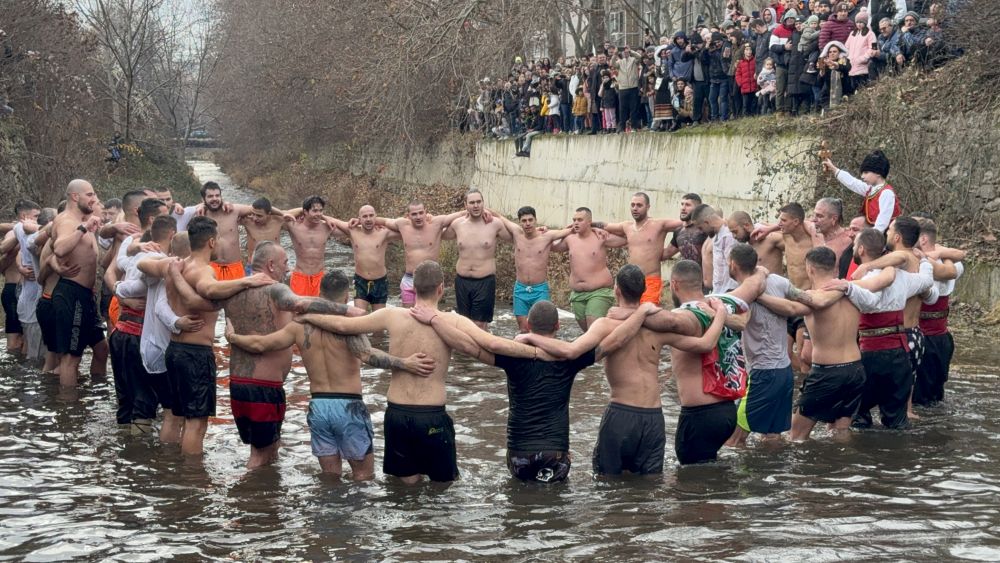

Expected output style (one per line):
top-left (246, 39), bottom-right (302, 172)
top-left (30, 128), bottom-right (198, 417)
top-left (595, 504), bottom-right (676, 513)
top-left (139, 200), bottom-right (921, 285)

top-left (165, 341), bottom-right (217, 419)
top-left (506, 450), bottom-right (571, 483)
top-left (51, 278), bottom-right (105, 356)
top-left (383, 403), bottom-right (458, 482)
top-left (353, 274), bottom-right (389, 305)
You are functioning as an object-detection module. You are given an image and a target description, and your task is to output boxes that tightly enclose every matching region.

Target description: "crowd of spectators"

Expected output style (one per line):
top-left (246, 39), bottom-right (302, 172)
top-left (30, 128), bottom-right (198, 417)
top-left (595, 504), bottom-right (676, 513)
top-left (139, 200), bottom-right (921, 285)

top-left (461, 1), bottom-right (961, 157)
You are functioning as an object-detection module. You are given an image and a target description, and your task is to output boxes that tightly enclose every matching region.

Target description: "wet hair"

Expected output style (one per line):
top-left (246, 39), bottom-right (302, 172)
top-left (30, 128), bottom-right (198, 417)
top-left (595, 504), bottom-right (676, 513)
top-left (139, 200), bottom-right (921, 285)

top-left (138, 198), bottom-right (167, 228)
top-left (187, 216), bottom-right (218, 251)
top-left (690, 203), bottom-right (716, 223)
top-left (517, 206), bottom-right (537, 219)
top-left (616, 264), bottom-right (646, 304)
top-left (633, 192), bottom-right (650, 206)
top-left (14, 200), bottom-right (41, 217)
top-left (252, 197), bottom-right (273, 213)
top-left (778, 202), bottom-right (805, 222)
top-left (893, 216), bottom-right (920, 248)
top-left (320, 270), bottom-right (351, 301)
top-left (915, 217), bottom-right (937, 242)
top-left (805, 246), bottom-right (837, 272)
top-left (302, 195), bottom-right (326, 211)
top-left (37, 208), bottom-right (57, 227)
top-left (682, 193), bottom-right (703, 204)
top-left (102, 198), bottom-right (122, 211)
top-left (466, 188), bottom-right (484, 202)
top-left (527, 301), bottom-right (559, 334)
top-left (414, 260), bottom-right (444, 298)
top-left (122, 190), bottom-right (148, 213)
top-left (729, 243), bottom-right (758, 274)
top-left (817, 197), bottom-right (843, 224)
top-left (150, 215), bottom-right (177, 242)
top-left (250, 240), bottom-right (283, 273)
top-left (857, 228), bottom-right (886, 259)
top-left (671, 259), bottom-right (703, 288)
top-left (200, 181), bottom-right (221, 198)
top-left (575, 206), bottom-right (592, 218)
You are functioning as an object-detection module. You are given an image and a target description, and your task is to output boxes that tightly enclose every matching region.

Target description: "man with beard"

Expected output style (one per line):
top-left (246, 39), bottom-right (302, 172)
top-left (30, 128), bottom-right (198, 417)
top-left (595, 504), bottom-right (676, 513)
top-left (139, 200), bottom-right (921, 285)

top-left (727, 211), bottom-right (784, 275)
top-left (597, 192), bottom-right (682, 304)
top-left (690, 204), bottom-right (738, 293)
top-left (51, 180), bottom-right (111, 387)
top-left (198, 181), bottom-right (291, 282)
top-left (444, 189), bottom-right (511, 329)
top-left (662, 193), bottom-right (708, 266)
top-left (494, 207), bottom-right (572, 333)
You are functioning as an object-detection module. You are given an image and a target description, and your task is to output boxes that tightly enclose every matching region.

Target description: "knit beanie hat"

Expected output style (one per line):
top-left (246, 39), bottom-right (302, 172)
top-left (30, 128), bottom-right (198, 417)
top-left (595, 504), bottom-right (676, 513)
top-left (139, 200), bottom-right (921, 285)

top-left (806, 15), bottom-right (819, 26)
top-left (904, 11), bottom-right (920, 22)
top-left (860, 150), bottom-right (890, 178)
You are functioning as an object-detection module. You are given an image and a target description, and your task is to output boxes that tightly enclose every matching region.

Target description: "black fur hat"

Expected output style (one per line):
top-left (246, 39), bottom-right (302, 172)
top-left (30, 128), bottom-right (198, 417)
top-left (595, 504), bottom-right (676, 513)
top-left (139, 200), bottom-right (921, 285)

top-left (860, 150), bottom-right (890, 178)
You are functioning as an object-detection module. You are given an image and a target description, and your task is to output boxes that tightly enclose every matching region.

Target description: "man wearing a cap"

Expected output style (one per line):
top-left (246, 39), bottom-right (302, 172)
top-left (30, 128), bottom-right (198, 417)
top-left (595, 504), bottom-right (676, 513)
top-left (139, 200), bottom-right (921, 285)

top-left (822, 150), bottom-right (901, 232)
top-left (768, 9), bottom-right (799, 115)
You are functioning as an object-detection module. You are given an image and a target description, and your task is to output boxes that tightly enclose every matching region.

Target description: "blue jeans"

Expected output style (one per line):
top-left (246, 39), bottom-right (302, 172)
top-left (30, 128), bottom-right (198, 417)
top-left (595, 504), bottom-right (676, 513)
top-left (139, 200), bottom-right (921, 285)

top-left (709, 81), bottom-right (730, 121)
top-left (574, 115), bottom-right (585, 131)
top-left (561, 104), bottom-right (572, 131)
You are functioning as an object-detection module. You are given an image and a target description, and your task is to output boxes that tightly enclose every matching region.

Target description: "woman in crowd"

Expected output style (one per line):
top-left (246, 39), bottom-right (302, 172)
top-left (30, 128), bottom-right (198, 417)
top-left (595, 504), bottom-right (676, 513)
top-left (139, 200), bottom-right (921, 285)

top-left (818, 40), bottom-right (852, 108)
top-left (845, 11), bottom-right (878, 90)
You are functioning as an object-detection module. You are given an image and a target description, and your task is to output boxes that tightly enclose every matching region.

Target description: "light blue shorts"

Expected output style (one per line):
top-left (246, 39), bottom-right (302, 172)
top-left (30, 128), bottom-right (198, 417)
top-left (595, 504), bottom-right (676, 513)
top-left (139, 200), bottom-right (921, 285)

top-left (307, 393), bottom-right (374, 460)
top-left (513, 280), bottom-right (550, 316)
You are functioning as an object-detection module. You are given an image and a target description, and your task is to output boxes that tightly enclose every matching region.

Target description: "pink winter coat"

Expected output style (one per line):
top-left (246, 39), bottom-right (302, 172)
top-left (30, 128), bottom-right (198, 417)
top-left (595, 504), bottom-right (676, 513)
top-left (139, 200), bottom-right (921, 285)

top-left (845, 30), bottom-right (877, 76)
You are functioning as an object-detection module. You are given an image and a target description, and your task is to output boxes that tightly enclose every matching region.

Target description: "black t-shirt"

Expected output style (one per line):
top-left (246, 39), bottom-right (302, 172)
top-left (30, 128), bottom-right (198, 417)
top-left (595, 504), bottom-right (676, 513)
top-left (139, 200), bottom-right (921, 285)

top-left (494, 348), bottom-right (597, 452)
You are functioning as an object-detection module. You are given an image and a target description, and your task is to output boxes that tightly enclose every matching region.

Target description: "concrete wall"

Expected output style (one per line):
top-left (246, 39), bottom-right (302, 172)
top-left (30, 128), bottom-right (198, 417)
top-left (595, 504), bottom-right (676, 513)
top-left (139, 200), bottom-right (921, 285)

top-left (345, 131), bottom-right (814, 226)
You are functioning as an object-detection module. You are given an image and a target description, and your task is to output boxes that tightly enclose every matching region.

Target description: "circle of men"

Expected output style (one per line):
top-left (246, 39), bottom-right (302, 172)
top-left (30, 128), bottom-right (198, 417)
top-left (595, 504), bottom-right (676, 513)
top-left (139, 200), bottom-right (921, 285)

top-left (0, 150), bottom-right (963, 483)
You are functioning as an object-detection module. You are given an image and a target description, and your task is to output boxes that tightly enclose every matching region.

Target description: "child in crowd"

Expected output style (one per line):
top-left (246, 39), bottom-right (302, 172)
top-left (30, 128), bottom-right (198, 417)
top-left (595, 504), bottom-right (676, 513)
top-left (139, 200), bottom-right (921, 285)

top-left (734, 43), bottom-right (757, 118)
top-left (598, 70), bottom-right (618, 132)
top-left (800, 14), bottom-right (821, 73)
top-left (571, 86), bottom-right (588, 133)
top-left (756, 57), bottom-right (777, 114)
top-left (546, 89), bottom-right (561, 133)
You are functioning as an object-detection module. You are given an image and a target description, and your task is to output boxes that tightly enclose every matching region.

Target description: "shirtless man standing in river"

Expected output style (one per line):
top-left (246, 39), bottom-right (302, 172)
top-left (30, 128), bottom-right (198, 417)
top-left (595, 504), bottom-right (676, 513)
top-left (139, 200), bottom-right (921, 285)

top-left (286, 196), bottom-right (338, 297)
top-left (329, 205), bottom-right (400, 311)
top-left (50, 180), bottom-right (111, 387)
top-left (239, 198), bottom-right (285, 275)
top-left (552, 207), bottom-right (627, 331)
top-left (199, 181), bottom-right (290, 282)
top-left (446, 189), bottom-right (511, 329)
top-left (598, 192), bottom-right (682, 305)
top-left (377, 201), bottom-right (467, 308)
top-left (495, 206), bottom-right (572, 332)
top-left (156, 216), bottom-right (275, 455)
top-left (296, 260), bottom-right (462, 484)
top-left (226, 269), bottom-right (434, 478)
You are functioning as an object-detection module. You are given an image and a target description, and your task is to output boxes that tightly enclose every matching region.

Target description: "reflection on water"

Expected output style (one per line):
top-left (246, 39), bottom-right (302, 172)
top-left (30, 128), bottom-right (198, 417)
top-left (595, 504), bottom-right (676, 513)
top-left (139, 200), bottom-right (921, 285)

top-left (2, 162), bottom-right (1000, 560)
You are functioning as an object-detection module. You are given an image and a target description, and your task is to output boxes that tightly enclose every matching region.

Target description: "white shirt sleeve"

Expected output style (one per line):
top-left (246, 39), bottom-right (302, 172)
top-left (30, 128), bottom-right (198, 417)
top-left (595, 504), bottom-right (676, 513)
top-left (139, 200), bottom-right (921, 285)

top-left (835, 169), bottom-right (870, 198)
top-left (874, 189), bottom-right (896, 232)
top-left (897, 260), bottom-right (934, 299)
top-left (155, 290), bottom-right (182, 335)
top-left (846, 282), bottom-right (882, 313)
top-left (115, 278), bottom-right (148, 300)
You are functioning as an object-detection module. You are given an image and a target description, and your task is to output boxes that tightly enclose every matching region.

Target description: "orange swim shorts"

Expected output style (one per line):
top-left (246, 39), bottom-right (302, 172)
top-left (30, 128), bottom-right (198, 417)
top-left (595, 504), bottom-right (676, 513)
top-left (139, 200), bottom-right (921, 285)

top-left (641, 274), bottom-right (663, 305)
top-left (290, 270), bottom-right (323, 297)
top-left (211, 261), bottom-right (245, 281)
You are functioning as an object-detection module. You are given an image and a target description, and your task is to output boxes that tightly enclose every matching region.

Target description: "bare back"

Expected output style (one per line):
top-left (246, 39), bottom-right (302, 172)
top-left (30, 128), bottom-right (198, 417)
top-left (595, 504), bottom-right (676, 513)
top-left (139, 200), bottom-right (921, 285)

top-left (565, 232), bottom-right (613, 291)
top-left (168, 259), bottom-right (218, 346)
top-left (451, 216), bottom-right (505, 277)
top-left (384, 308), bottom-right (451, 405)
top-left (206, 209), bottom-right (243, 264)
top-left (287, 220), bottom-right (333, 275)
top-left (603, 323), bottom-right (665, 408)
top-left (297, 323), bottom-right (365, 394)
top-left (803, 298), bottom-right (861, 365)
top-left (225, 286), bottom-right (293, 382)
top-left (350, 228), bottom-right (396, 280)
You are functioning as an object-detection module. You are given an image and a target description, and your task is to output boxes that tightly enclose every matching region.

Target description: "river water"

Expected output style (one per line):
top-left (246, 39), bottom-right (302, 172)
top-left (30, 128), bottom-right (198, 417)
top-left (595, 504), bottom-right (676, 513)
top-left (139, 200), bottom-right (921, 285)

top-left (2, 161), bottom-right (1000, 561)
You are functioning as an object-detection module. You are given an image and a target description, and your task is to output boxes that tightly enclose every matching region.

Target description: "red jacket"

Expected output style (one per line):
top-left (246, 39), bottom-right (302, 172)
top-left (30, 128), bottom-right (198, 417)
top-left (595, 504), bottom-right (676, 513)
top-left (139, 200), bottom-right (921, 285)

top-left (819, 18), bottom-right (853, 50)
top-left (735, 58), bottom-right (758, 94)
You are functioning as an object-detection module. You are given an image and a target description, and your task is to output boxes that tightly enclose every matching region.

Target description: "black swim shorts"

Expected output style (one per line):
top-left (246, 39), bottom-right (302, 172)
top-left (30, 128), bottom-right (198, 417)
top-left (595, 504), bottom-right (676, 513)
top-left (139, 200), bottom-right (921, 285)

top-left (455, 273), bottom-right (496, 323)
top-left (506, 450), bottom-right (571, 483)
top-left (100, 283), bottom-right (114, 322)
top-left (383, 402), bottom-right (458, 482)
top-left (675, 401), bottom-right (737, 465)
top-left (353, 274), bottom-right (388, 305)
top-left (913, 332), bottom-right (954, 407)
top-left (787, 316), bottom-right (805, 338)
top-left (592, 402), bottom-right (665, 475)
top-left (230, 376), bottom-right (286, 449)
top-left (796, 360), bottom-right (866, 424)
top-left (2, 282), bottom-right (21, 334)
top-left (35, 294), bottom-right (55, 349)
top-left (855, 348), bottom-right (912, 429)
top-left (109, 329), bottom-right (159, 424)
top-left (51, 278), bottom-right (105, 356)
top-left (165, 341), bottom-right (217, 419)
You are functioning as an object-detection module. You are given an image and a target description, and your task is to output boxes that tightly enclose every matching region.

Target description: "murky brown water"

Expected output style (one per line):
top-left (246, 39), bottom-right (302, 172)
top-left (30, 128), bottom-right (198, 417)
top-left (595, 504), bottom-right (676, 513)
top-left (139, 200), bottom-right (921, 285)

top-left (2, 162), bottom-right (1000, 561)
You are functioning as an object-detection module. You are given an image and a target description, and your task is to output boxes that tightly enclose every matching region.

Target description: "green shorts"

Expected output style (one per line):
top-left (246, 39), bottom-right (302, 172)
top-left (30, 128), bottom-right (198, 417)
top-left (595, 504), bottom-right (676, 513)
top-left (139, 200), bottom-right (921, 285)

top-left (569, 287), bottom-right (615, 325)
